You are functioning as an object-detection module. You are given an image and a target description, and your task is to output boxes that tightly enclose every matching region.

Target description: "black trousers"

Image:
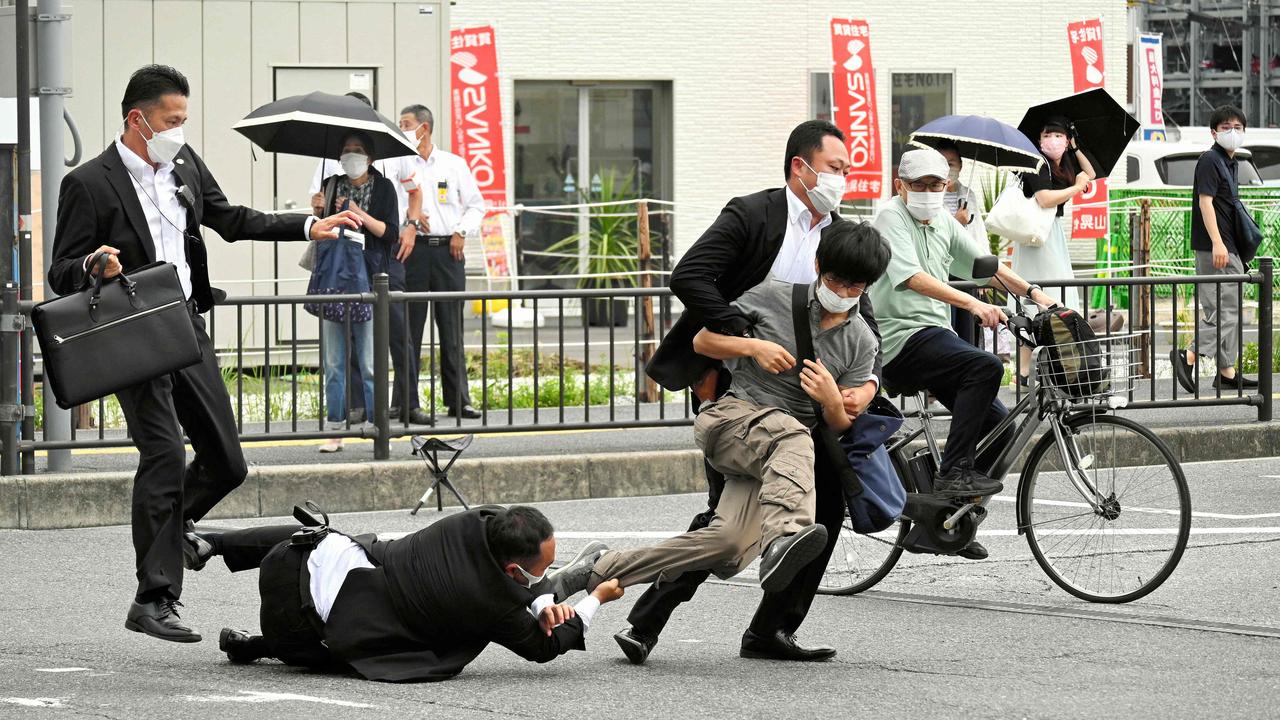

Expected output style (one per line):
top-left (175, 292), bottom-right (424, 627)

top-left (347, 245), bottom-right (413, 415)
top-left (883, 326), bottom-right (1011, 474)
top-left (219, 524), bottom-right (332, 668)
top-left (626, 429), bottom-right (847, 640)
top-left (115, 313), bottom-right (247, 604)
top-left (405, 241), bottom-right (470, 411)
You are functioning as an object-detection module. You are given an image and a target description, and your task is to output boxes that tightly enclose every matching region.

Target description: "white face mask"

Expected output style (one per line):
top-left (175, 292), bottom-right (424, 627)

top-left (404, 128), bottom-right (420, 143)
top-left (340, 152), bottom-right (370, 179)
top-left (815, 281), bottom-right (861, 314)
top-left (139, 115), bottom-right (185, 165)
top-left (1216, 128), bottom-right (1245, 152)
top-left (800, 158), bottom-right (846, 215)
top-left (514, 563), bottom-right (545, 587)
top-left (905, 189), bottom-right (946, 221)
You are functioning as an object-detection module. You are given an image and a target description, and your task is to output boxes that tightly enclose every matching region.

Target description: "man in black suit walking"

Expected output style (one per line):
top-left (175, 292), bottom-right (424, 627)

top-left (617, 120), bottom-right (883, 664)
top-left (47, 65), bottom-right (359, 644)
top-left (191, 506), bottom-right (623, 682)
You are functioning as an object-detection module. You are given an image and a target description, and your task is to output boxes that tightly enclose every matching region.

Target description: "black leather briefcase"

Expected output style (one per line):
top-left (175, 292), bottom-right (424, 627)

top-left (31, 257), bottom-right (202, 409)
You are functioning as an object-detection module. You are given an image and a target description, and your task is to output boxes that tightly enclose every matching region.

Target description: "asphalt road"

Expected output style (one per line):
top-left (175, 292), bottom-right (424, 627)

top-left (2, 453), bottom-right (1279, 718)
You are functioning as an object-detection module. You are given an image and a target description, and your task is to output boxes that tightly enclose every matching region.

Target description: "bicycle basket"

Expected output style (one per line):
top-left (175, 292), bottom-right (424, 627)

top-left (1035, 331), bottom-right (1141, 401)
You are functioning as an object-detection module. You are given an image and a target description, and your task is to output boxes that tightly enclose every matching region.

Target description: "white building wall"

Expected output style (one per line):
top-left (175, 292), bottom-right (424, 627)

top-left (451, 0), bottom-right (1130, 257)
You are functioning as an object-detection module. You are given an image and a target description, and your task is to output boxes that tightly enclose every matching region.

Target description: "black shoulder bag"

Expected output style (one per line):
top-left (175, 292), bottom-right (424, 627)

top-left (789, 283), bottom-right (862, 496)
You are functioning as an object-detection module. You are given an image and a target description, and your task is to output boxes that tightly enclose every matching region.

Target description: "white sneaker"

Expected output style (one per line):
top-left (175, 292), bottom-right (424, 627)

top-left (319, 438), bottom-right (344, 453)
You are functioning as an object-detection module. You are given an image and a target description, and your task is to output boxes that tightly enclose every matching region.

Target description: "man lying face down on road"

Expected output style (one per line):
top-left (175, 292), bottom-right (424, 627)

top-left (585, 220), bottom-right (891, 627)
top-left (184, 505), bottom-right (619, 682)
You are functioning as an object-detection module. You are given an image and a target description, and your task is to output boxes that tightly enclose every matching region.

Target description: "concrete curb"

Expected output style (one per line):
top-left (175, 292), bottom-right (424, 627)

top-left (2, 422), bottom-right (1276, 530)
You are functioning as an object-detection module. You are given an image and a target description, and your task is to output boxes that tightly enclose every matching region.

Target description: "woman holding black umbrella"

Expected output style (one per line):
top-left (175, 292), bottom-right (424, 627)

top-left (1013, 116), bottom-right (1096, 383)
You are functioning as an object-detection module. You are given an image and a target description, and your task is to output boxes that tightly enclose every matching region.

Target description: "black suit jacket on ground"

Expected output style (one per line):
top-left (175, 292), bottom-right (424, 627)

top-left (49, 144), bottom-right (311, 312)
top-left (323, 506), bottom-right (586, 683)
top-left (646, 187), bottom-right (883, 391)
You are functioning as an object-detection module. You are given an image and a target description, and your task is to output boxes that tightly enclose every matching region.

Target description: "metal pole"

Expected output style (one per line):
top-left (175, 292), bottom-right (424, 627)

top-left (1258, 257), bottom-right (1273, 423)
top-left (0, 286), bottom-right (18, 476)
top-left (372, 273), bottom-right (390, 460)
top-left (36, 0), bottom-right (71, 471)
top-left (15, 0), bottom-right (35, 474)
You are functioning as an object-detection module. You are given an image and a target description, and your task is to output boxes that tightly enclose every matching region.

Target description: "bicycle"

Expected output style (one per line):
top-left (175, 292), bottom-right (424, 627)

top-left (818, 290), bottom-right (1192, 604)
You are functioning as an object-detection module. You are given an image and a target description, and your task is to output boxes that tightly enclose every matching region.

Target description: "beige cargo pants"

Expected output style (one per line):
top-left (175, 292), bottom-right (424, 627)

top-left (589, 396), bottom-right (817, 589)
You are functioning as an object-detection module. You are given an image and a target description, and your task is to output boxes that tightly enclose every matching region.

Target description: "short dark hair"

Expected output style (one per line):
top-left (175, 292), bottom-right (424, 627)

top-left (1209, 104), bottom-right (1247, 131)
top-left (816, 220), bottom-right (891, 286)
top-left (486, 506), bottom-right (554, 566)
top-left (345, 91), bottom-right (373, 107)
top-left (401, 104), bottom-right (434, 132)
top-left (784, 120), bottom-right (845, 179)
top-left (120, 64), bottom-right (189, 119)
top-left (340, 130), bottom-right (377, 161)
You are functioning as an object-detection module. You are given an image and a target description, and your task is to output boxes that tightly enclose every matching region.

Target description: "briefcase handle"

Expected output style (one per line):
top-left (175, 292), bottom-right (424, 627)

top-left (83, 252), bottom-right (138, 311)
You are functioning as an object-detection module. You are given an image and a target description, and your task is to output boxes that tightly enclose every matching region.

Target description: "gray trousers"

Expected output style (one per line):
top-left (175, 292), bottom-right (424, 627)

top-left (405, 241), bottom-right (472, 410)
top-left (590, 396), bottom-right (817, 589)
top-left (1193, 250), bottom-right (1244, 370)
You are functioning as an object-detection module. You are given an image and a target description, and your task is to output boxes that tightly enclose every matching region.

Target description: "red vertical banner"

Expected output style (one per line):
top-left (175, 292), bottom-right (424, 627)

top-left (830, 19), bottom-right (883, 199)
top-left (450, 25), bottom-right (511, 279)
top-left (1067, 18), bottom-right (1108, 240)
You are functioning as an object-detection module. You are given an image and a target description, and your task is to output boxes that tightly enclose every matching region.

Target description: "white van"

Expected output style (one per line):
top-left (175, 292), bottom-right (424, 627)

top-left (1120, 141), bottom-right (1265, 188)
top-left (1155, 126), bottom-right (1280, 183)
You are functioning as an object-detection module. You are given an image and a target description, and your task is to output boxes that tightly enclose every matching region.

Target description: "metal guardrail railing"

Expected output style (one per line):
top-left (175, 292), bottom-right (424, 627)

top-left (0, 259), bottom-right (1272, 473)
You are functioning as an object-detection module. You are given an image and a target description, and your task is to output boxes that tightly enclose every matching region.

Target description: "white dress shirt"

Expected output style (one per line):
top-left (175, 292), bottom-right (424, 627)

top-left (769, 186), bottom-right (832, 283)
top-left (114, 136), bottom-right (192, 298)
top-left (405, 147), bottom-right (486, 238)
top-left (306, 533), bottom-right (375, 623)
top-left (528, 592), bottom-right (601, 631)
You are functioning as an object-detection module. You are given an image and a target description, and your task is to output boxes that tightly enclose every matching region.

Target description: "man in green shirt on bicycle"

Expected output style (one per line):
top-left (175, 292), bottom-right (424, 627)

top-left (869, 148), bottom-right (1059, 557)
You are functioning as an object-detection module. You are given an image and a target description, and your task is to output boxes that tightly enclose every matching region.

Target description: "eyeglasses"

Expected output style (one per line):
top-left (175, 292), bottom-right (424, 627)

top-left (822, 274), bottom-right (866, 294)
top-left (906, 179), bottom-right (947, 192)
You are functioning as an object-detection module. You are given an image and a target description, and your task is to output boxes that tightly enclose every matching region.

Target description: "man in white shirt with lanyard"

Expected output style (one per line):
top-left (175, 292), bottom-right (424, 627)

top-left (398, 104), bottom-right (486, 420)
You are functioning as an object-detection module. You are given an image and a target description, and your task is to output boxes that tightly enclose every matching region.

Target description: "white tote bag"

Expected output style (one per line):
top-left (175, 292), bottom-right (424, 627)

top-left (986, 180), bottom-right (1056, 248)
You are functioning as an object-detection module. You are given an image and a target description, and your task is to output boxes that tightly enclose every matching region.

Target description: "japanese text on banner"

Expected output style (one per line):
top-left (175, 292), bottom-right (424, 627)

top-left (1067, 17), bottom-right (1108, 240)
top-left (829, 19), bottom-right (883, 199)
top-left (450, 25), bottom-right (511, 279)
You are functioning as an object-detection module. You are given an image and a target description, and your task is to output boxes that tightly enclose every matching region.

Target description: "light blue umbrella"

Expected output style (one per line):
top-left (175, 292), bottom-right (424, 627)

top-left (908, 114), bottom-right (1044, 173)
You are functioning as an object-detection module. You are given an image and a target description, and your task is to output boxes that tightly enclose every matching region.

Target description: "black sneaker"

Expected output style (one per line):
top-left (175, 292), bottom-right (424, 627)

top-left (933, 462), bottom-right (1003, 499)
top-left (613, 627), bottom-right (658, 665)
top-left (1213, 372), bottom-right (1259, 390)
top-left (1169, 349), bottom-right (1197, 394)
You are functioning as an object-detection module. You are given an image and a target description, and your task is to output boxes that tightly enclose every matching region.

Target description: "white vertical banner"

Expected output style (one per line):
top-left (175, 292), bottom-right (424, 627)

top-left (1136, 33), bottom-right (1166, 140)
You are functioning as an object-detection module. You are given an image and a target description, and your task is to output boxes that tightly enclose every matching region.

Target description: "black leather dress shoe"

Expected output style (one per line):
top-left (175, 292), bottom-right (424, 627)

top-left (182, 520), bottom-right (215, 571)
top-left (956, 540), bottom-right (989, 560)
top-left (389, 405), bottom-right (401, 420)
top-left (125, 597), bottom-right (201, 643)
top-left (614, 627), bottom-right (658, 665)
top-left (740, 629), bottom-right (835, 661)
top-left (407, 408), bottom-right (436, 426)
top-left (219, 628), bottom-right (263, 664)
top-left (447, 404), bottom-right (482, 419)
top-left (758, 524), bottom-right (827, 593)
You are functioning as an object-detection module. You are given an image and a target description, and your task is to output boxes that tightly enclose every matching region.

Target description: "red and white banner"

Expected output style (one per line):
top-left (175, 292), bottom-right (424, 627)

top-left (1067, 18), bottom-right (1108, 240)
top-left (450, 25), bottom-right (511, 279)
top-left (1136, 33), bottom-right (1166, 139)
top-left (829, 19), bottom-right (883, 199)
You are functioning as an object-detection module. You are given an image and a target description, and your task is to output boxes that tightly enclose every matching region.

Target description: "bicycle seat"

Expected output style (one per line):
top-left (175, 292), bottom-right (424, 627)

top-left (411, 434), bottom-right (474, 455)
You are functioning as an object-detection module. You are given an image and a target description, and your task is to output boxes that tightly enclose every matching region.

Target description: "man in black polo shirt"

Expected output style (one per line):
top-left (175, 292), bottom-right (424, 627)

top-left (1170, 104), bottom-right (1259, 392)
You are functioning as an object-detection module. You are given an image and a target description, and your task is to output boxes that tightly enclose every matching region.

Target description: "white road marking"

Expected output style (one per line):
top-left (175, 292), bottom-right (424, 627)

top-left (2, 698), bottom-right (65, 708)
top-left (33, 668), bottom-right (89, 673)
top-left (183, 691), bottom-right (380, 708)
top-left (989, 495), bottom-right (1280, 520)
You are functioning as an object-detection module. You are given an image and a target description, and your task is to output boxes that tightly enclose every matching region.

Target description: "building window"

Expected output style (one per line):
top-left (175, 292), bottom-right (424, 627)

top-left (810, 72), bottom-right (833, 123)
top-left (890, 72), bottom-right (954, 168)
top-left (513, 81), bottom-right (673, 290)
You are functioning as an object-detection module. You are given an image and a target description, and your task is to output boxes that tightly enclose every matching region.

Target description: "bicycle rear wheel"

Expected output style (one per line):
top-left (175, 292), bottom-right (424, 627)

top-left (1019, 412), bottom-right (1190, 603)
top-left (817, 449), bottom-right (912, 596)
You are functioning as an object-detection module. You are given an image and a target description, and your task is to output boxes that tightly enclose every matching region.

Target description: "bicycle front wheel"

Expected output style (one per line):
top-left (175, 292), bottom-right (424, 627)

top-left (1019, 413), bottom-right (1190, 603)
top-left (817, 449), bottom-right (912, 596)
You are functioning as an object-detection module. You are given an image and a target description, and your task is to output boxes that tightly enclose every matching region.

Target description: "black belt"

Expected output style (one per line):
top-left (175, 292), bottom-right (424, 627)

top-left (417, 234), bottom-right (453, 246)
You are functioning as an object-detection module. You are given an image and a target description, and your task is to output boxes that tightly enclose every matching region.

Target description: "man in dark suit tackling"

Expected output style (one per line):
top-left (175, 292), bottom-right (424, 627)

top-left (47, 65), bottom-right (360, 644)
top-left (617, 120), bottom-right (883, 664)
top-left (185, 505), bottom-right (623, 682)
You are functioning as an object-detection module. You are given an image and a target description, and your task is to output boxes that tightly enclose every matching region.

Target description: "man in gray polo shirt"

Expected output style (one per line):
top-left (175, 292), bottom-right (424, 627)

top-left (586, 221), bottom-right (890, 604)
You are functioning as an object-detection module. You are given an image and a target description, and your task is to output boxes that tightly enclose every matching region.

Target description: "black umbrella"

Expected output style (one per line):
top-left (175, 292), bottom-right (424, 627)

top-left (232, 91), bottom-right (415, 160)
top-left (1018, 88), bottom-right (1139, 179)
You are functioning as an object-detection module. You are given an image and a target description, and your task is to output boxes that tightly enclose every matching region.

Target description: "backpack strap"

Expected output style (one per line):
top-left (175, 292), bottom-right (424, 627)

top-left (789, 283), bottom-right (827, 425)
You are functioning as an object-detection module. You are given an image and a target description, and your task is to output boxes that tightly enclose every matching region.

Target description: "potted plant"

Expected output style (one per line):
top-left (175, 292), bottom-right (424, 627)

top-left (545, 169), bottom-right (639, 327)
